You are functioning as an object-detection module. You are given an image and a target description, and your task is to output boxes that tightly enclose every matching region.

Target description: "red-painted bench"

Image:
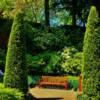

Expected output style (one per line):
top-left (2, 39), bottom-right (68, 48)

top-left (38, 76), bottom-right (68, 89)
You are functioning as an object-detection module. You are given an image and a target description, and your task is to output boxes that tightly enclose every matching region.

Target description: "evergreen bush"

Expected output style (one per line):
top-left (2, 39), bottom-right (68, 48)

top-left (4, 12), bottom-right (28, 93)
top-left (78, 6), bottom-right (100, 100)
top-left (0, 83), bottom-right (24, 100)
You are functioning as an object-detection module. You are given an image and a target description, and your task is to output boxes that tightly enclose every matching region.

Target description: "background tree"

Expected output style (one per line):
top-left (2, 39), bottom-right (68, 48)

top-left (51, 0), bottom-right (90, 26)
top-left (4, 11), bottom-right (28, 93)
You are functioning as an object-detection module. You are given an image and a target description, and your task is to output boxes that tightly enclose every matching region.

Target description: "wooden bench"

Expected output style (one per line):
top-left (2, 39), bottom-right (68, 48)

top-left (38, 76), bottom-right (68, 89)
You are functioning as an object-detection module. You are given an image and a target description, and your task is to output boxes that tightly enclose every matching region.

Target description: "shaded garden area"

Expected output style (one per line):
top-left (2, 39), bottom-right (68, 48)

top-left (0, 0), bottom-right (100, 100)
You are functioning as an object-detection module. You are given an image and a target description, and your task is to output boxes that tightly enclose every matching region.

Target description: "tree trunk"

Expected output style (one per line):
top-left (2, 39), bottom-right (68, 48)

top-left (44, 0), bottom-right (50, 31)
top-left (72, 0), bottom-right (77, 26)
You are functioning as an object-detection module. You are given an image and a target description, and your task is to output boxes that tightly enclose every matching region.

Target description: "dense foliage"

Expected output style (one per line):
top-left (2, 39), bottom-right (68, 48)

top-left (4, 12), bottom-right (28, 93)
top-left (26, 51), bottom-right (60, 75)
top-left (78, 6), bottom-right (100, 99)
top-left (30, 28), bottom-right (67, 50)
top-left (0, 83), bottom-right (24, 100)
top-left (60, 47), bottom-right (82, 76)
top-left (0, 49), bottom-right (5, 71)
top-left (25, 26), bottom-right (84, 52)
top-left (65, 27), bottom-right (84, 50)
top-left (26, 47), bottom-right (82, 76)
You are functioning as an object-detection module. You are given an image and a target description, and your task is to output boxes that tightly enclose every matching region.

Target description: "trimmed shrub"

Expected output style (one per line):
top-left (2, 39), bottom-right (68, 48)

top-left (0, 83), bottom-right (24, 100)
top-left (78, 6), bottom-right (100, 100)
top-left (4, 12), bottom-right (28, 93)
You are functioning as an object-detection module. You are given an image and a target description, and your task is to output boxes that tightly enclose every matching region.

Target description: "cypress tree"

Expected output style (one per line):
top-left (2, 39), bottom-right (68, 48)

top-left (4, 12), bottom-right (28, 93)
top-left (78, 6), bottom-right (100, 99)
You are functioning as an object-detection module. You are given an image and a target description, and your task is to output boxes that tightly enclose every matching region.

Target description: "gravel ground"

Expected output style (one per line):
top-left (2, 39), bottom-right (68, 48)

top-left (29, 87), bottom-right (77, 100)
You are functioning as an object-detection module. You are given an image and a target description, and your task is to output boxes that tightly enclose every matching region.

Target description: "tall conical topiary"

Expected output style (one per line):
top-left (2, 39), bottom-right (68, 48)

top-left (4, 12), bottom-right (28, 93)
top-left (78, 6), bottom-right (100, 99)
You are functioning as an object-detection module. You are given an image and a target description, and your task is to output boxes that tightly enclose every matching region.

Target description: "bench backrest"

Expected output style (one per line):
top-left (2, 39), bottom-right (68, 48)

top-left (40, 76), bottom-right (68, 83)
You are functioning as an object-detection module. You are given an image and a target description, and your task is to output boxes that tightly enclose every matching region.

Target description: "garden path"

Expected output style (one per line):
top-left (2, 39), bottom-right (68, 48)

top-left (29, 87), bottom-right (78, 100)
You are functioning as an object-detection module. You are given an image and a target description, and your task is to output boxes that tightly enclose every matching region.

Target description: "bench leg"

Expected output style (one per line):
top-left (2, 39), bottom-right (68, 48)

top-left (64, 84), bottom-right (68, 89)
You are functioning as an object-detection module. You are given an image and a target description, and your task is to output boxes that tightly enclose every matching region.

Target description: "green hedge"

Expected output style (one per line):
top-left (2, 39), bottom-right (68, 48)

top-left (4, 12), bottom-right (28, 93)
top-left (78, 6), bottom-right (100, 100)
top-left (0, 84), bottom-right (24, 100)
